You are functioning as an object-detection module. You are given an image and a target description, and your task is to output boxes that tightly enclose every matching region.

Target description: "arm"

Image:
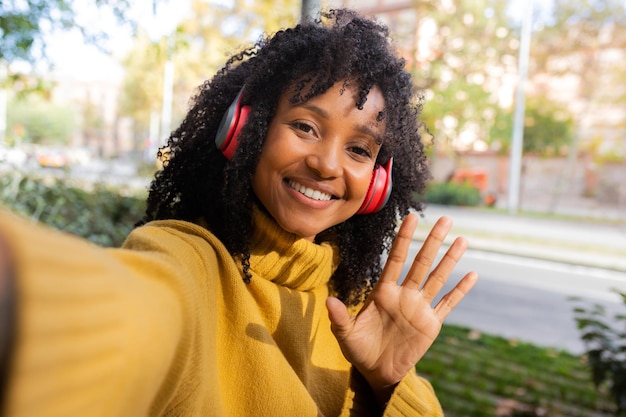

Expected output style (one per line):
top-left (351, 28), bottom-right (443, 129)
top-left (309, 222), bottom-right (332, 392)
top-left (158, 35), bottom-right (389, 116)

top-left (327, 213), bottom-right (478, 409)
top-left (0, 210), bottom-right (185, 417)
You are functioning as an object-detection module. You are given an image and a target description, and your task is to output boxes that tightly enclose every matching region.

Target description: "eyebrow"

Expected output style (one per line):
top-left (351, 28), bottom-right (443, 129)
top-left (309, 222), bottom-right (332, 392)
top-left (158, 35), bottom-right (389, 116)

top-left (300, 103), bottom-right (384, 144)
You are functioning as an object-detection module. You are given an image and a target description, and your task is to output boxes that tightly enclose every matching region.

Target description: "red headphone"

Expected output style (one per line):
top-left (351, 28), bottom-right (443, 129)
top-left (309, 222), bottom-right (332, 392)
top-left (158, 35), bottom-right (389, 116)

top-left (215, 89), bottom-right (393, 214)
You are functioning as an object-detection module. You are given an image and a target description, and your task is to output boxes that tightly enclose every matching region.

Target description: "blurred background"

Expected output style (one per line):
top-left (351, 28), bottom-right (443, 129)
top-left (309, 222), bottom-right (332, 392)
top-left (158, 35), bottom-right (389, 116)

top-left (2, 1), bottom-right (626, 415)
top-left (1, 0), bottom-right (625, 218)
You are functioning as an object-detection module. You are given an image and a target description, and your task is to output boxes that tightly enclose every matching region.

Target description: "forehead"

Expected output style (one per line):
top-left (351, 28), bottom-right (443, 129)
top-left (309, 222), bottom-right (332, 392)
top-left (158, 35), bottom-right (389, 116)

top-left (280, 82), bottom-right (386, 130)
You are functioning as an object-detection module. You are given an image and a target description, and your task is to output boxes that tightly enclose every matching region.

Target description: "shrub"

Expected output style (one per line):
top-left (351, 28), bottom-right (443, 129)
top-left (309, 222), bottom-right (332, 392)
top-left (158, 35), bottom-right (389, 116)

top-left (572, 290), bottom-right (626, 416)
top-left (0, 171), bottom-right (146, 247)
top-left (423, 181), bottom-right (482, 206)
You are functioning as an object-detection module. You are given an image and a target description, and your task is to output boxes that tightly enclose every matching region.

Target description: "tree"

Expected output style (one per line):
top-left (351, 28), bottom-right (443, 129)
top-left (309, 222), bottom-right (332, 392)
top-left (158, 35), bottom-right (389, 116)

top-left (529, 0), bottom-right (626, 209)
top-left (117, 0), bottom-right (299, 146)
top-left (7, 95), bottom-right (74, 146)
top-left (0, 0), bottom-right (145, 65)
top-left (410, 0), bottom-right (519, 153)
top-left (489, 94), bottom-right (574, 156)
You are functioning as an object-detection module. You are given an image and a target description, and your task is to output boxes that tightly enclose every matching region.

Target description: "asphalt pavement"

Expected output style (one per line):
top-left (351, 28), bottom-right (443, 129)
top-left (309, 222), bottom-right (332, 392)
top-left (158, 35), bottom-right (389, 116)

top-left (410, 203), bottom-right (626, 353)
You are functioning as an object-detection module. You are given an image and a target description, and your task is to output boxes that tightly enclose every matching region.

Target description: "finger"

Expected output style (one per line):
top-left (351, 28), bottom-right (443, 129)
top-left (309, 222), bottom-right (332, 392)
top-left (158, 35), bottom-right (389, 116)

top-left (433, 271), bottom-right (478, 321)
top-left (378, 213), bottom-right (419, 285)
top-left (402, 216), bottom-right (452, 291)
top-left (326, 297), bottom-right (353, 339)
top-left (420, 236), bottom-right (468, 302)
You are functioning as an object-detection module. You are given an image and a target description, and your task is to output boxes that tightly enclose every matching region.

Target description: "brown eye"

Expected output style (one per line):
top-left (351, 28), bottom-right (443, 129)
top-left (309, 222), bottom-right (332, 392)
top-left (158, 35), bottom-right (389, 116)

top-left (349, 146), bottom-right (372, 158)
top-left (293, 122), bottom-right (314, 134)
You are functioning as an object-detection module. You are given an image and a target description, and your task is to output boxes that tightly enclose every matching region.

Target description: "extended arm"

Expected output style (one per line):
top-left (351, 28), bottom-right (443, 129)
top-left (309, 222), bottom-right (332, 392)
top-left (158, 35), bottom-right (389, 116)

top-left (0, 210), bottom-right (186, 417)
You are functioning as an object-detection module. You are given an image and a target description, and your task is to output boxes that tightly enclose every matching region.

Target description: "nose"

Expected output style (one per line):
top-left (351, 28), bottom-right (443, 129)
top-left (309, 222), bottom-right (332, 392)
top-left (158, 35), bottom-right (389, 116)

top-left (305, 140), bottom-right (343, 179)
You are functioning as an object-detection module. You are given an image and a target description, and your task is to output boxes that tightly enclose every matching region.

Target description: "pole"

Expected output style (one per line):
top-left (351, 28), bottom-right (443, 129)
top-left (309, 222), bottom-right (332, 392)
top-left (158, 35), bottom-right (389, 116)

top-left (0, 61), bottom-right (6, 145)
top-left (160, 60), bottom-right (174, 147)
top-left (148, 110), bottom-right (160, 162)
top-left (301, 0), bottom-right (321, 22)
top-left (507, 0), bottom-right (533, 214)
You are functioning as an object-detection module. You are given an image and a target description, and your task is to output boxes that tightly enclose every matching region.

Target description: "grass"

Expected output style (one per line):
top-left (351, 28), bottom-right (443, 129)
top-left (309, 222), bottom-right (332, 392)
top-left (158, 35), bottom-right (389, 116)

top-left (420, 324), bottom-right (616, 417)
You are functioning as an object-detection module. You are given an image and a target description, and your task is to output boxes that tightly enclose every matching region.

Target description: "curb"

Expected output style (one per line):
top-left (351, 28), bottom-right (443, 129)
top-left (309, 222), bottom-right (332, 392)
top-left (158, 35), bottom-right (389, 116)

top-left (411, 229), bottom-right (626, 274)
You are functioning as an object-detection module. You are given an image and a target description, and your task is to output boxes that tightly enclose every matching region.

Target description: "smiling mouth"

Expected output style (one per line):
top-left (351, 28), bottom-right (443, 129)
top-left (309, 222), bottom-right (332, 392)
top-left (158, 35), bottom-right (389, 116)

top-left (287, 179), bottom-right (334, 201)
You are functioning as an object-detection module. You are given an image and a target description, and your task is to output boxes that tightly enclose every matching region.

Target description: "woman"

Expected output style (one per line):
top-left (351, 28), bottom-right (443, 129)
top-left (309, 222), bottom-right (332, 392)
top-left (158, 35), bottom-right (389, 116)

top-left (0, 9), bottom-right (477, 416)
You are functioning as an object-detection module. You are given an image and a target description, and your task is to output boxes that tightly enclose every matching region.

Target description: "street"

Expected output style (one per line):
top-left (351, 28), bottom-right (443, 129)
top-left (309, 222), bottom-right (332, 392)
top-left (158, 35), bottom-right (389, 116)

top-left (403, 242), bottom-right (626, 354)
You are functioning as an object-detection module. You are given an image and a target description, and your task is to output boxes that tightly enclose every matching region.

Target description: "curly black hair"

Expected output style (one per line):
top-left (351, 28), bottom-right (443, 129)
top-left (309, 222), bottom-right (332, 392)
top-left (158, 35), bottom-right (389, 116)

top-left (138, 8), bottom-right (430, 306)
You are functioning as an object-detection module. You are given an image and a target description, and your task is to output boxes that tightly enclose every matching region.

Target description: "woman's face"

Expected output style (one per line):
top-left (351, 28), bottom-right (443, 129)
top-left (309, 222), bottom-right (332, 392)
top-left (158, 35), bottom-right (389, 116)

top-left (252, 82), bottom-right (386, 241)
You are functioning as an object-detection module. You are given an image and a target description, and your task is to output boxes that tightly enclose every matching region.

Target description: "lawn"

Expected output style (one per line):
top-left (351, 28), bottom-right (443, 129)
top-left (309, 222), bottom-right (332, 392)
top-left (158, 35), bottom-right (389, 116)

top-left (420, 324), bottom-right (615, 417)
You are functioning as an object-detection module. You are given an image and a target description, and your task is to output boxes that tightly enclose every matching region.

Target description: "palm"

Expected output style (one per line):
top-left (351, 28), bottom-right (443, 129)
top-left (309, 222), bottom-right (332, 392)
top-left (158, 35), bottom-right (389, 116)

top-left (327, 214), bottom-right (477, 393)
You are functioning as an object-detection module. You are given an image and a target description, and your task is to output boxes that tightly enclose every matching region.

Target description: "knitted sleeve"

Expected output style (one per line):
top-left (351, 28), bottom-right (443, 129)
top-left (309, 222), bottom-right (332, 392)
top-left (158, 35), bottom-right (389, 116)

top-left (340, 367), bottom-right (443, 417)
top-left (0, 210), bottom-right (190, 417)
top-left (382, 370), bottom-right (444, 417)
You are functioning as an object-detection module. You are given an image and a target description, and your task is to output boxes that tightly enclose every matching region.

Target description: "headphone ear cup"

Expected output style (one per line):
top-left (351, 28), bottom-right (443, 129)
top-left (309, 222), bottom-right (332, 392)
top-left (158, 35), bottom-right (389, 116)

top-left (220, 105), bottom-right (250, 160)
top-left (356, 158), bottom-right (393, 215)
top-left (215, 89), bottom-right (249, 160)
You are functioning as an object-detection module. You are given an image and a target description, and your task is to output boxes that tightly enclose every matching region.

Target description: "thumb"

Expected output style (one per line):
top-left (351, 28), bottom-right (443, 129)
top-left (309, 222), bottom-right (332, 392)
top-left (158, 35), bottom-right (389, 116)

top-left (326, 296), bottom-right (353, 337)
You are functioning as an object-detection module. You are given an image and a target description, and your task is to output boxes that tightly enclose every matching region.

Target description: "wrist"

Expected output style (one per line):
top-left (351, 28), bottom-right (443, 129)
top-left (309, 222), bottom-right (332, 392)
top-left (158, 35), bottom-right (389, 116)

top-left (353, 368), bottom-right (399, 410)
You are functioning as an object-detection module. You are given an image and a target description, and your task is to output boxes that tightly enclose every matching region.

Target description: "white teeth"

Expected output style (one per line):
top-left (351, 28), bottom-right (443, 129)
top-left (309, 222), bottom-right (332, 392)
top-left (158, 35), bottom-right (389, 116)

top-left (288, 180), bottom-right (332, 201)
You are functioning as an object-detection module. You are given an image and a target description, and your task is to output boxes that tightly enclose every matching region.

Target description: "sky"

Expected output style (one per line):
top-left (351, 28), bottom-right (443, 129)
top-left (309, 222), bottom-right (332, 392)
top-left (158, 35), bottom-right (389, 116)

top-left (44, 0), bottom-right (191, 82)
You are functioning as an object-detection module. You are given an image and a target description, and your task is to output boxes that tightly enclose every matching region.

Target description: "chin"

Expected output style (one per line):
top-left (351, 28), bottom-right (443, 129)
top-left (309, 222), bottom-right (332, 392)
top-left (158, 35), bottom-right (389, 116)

top-left (278, 220), bottom-right (321, 242)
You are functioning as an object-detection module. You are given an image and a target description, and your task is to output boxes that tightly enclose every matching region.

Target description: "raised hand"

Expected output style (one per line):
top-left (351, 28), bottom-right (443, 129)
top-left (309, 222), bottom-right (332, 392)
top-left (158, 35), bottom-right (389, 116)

top-left (326, 213), bottom-right (478, 404)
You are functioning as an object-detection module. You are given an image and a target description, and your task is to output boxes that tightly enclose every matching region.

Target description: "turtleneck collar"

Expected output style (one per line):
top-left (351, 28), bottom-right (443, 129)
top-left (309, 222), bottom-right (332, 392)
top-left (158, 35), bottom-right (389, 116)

top-left (248, 206), bottom-right (340, 291)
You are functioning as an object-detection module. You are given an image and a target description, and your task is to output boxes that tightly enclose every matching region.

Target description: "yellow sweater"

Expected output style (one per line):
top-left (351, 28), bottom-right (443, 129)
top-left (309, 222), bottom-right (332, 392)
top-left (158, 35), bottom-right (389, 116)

top-left (1, 207), bottom-right (443, 417)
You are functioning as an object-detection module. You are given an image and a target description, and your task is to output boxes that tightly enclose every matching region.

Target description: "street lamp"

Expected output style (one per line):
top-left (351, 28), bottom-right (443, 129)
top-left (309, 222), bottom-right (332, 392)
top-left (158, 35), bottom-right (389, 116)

top-left (301, 0), bottom-right (320, 21)
top-left (507, 0), bottom-right (533, 214)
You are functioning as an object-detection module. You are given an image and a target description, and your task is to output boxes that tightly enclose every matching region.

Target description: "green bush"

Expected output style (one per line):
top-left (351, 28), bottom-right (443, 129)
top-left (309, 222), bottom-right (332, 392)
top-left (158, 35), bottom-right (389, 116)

top-left (573, 291), bottom-right (626, 416)
top-left (0, 171), bottom-right (146, 247)
top-left (423, 181), bottom-right (482, 206)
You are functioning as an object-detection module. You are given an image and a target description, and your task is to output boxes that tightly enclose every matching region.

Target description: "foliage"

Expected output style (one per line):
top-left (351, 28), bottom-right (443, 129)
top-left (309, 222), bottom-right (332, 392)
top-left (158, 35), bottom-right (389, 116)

top-left (489, 94), bottom-right (575, 156)
top-left (536, 0), bottom-right (626, 54)
top-left (530, 0), bottom-right (626, 163)
top-left (423, 181), bottom-right (482, 207)
top-left (0, 171), bottom-right (146, 247)
top-left (6, 95), bottom-right (75, 145)
top-left (118, 0), bottom-right (299, 143)
top-left (0, 0), bottom-right (145, 65)
top-left (414, 0), bottom-right (626, 160)
top-left (412, 0), bottom-right (518, 150)
top-left (421, 325), bottom-right (614, 417)
top-left (572, 291), bottom-right (626, 416)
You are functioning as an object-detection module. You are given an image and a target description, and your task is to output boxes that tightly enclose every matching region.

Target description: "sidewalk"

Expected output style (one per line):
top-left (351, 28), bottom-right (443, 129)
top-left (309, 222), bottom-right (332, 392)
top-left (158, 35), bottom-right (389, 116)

top-left (412, 204), bottom-right (626, 273)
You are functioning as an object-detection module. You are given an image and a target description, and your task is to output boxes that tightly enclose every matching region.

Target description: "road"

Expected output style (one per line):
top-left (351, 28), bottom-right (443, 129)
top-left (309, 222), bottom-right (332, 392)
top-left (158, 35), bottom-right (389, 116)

top-left (403, 242), bottom-right (626, 354)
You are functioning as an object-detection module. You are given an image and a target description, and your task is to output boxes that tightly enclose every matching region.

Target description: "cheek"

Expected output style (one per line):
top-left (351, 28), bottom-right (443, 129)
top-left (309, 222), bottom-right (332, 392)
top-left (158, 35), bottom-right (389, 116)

top-left (351, 168), bottom-right (375, 199)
